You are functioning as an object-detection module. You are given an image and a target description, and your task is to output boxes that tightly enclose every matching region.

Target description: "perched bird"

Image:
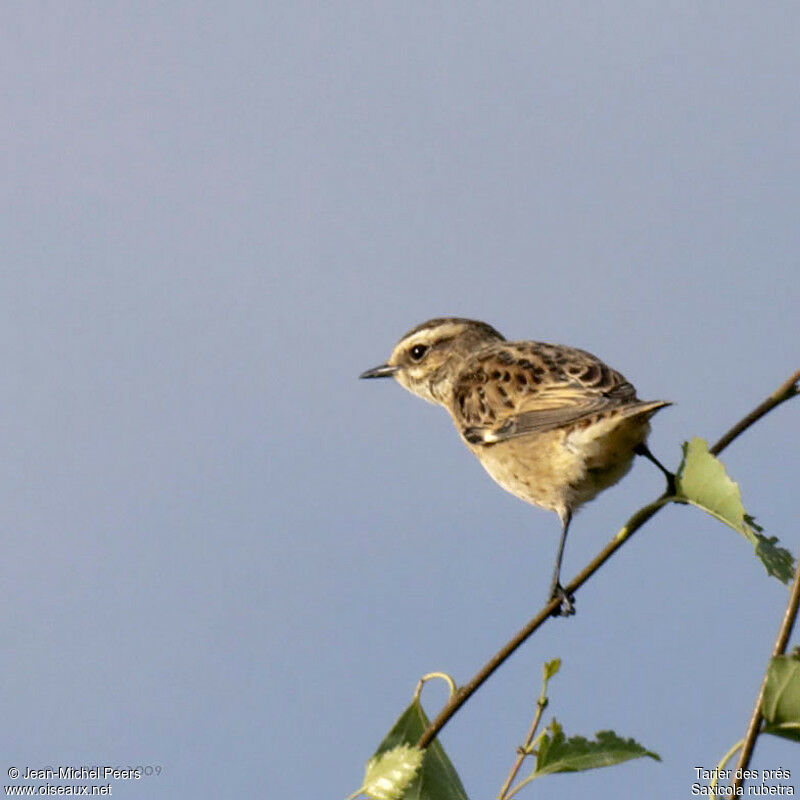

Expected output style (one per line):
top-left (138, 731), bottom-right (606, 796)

top-left (360, 317), bottom-right (671, 615)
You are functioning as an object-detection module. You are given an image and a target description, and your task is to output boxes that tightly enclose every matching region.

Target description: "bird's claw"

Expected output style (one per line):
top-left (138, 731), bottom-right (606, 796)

top-left (550, 583), bottom-right (576, 617)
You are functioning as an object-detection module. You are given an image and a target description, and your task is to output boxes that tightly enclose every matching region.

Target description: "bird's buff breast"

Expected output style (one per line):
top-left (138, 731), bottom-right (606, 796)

top-left (465, 416), bottom-right (650, 513)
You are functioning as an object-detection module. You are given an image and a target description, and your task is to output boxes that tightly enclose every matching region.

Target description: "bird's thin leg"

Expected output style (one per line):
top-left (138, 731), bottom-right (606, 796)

top-left (634, 442), bottom-right (676, 495)
top-left (548, 508), bottom-right (575, 617)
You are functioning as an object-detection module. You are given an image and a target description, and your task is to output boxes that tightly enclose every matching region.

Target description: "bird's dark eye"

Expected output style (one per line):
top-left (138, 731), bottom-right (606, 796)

top-left (409, 344), bottom-right (429, 361)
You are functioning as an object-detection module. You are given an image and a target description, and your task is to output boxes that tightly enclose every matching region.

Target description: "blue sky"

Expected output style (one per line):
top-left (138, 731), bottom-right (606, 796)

top-left (2, 4), bottom-right (799, 799)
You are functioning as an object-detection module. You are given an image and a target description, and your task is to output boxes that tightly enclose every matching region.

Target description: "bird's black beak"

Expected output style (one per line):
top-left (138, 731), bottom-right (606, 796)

top-left (359, 364), bottom-right (398, 379)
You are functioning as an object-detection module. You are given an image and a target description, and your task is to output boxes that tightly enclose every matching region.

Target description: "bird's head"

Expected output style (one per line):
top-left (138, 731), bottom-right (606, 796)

top-left (360, 317), bottom-right (504, 405)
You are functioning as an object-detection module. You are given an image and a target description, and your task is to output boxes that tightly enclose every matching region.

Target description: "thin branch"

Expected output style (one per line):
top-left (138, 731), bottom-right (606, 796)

top-left (497, 713), bottom-right (543, 800)
top-left (710, 369), bottom-right (800, 455)
top-left (417, 495), bottom-right (669, 747)
top-left (730, 555), bottom-right (800, 793)
top-left (417, 368), bottom-right (800, 750)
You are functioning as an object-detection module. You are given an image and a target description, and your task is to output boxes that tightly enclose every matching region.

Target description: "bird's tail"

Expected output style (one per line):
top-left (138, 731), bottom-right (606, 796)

top-left (622, 400), bottom-right (672, 420)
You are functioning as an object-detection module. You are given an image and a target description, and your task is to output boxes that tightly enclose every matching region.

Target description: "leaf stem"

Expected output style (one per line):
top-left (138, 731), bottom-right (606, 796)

top-left (503, 766), bottom-right (539, 799)
top-left (709, 739), bottom-right (743, 798)
top-left (417, 369), bottom-right (800, 750)
top-left (729, 555), bottom-right (800, 793)
top-left (413, 672), bottom-right (457, 703)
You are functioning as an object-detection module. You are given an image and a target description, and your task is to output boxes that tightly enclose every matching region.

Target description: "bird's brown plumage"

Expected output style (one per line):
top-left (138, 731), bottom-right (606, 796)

top-left (452, 340), bottom-right (663, 441)
top-left (360, 318), bottom-right (671, 614)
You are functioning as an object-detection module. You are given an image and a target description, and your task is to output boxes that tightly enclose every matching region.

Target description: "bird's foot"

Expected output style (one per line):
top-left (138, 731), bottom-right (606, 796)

top-left (549, 583), bottom-right (576, 617)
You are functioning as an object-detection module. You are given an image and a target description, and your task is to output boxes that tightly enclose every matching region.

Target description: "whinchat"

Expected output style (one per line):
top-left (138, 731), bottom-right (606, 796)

top-left (361, 317), bottom-right (670, 615)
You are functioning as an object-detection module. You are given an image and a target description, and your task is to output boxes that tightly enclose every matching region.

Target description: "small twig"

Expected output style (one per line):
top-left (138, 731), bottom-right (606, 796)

top-left (729, 556), bottom-right (800, 793)
top-left (417, 369), bottom-right (800, 750)
top-left (497, 662), bottom-right (556, 799)
top-left (498, 723), bottom-right (541, 799)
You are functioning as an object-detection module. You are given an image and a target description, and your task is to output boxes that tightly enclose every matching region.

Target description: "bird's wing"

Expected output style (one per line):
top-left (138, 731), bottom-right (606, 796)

top-left (452, 342), bottom-right (643, 445)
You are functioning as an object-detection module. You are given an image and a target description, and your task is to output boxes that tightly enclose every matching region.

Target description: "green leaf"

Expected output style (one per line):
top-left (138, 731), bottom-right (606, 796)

top-left (534, 719), bottom-right (660, 777)
top-left (542, 659), bottom-right (561, 681)
top-left (367, 700), bottom-right (470, 800)
top-left (675, 437), bottom-right (795, 583)
top-left (762, 654), bottom-right (800, 742)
